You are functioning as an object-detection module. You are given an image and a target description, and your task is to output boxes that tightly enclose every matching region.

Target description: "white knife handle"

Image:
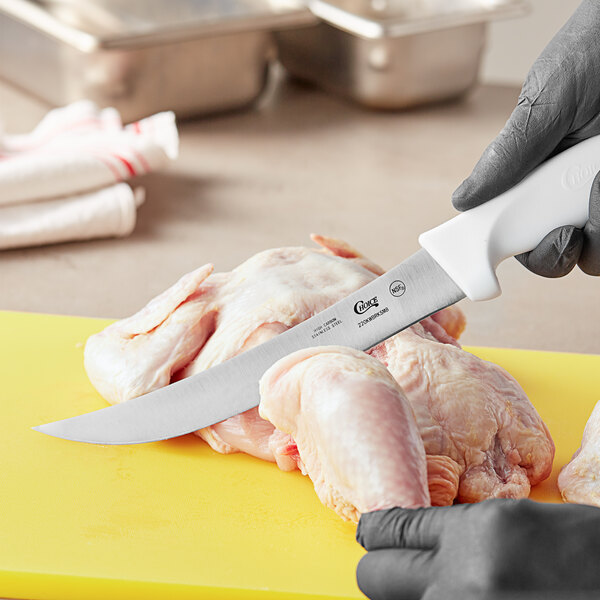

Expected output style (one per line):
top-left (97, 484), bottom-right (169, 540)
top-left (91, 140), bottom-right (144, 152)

top-left (419, 134), bottom-right (600, 302)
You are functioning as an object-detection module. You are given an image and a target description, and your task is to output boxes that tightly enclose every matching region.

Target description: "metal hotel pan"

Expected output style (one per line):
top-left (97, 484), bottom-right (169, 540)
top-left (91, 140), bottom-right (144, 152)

top-left (275, 0), bottom-right (528, 109)
top-left (0, 0), bottom-right (315, 122)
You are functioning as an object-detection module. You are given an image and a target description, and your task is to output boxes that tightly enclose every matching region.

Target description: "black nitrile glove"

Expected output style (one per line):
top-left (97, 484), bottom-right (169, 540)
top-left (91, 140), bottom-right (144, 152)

top-left (356, 499), bottom-right (600, 600)
top-left (453, 0), bottom-right (600, 278)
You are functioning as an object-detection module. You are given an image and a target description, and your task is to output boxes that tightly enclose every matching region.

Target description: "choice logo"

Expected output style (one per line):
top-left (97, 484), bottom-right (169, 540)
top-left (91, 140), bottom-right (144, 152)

top-left (562, 161), bottom-right (600, 190)
top-left (354, 296), bottom-right (379, 315)
top-left (389, 280), bottom-right (406, 297)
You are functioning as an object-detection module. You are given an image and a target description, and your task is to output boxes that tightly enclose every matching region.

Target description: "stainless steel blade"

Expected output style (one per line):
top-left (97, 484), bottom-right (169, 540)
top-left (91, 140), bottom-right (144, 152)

top-left (33, 249), bottom-right (465, 444)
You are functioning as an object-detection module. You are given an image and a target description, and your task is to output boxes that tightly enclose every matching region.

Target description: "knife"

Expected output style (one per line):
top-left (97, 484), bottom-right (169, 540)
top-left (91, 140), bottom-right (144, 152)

top-left (33, 134), bottom-right (600, 444)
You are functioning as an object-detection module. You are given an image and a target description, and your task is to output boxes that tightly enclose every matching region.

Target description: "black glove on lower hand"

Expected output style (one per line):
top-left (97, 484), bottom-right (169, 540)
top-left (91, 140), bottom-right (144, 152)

top-left (356, 499), bottom-right (600, 600)
top-left (452, 0), bottom-right (600, 278)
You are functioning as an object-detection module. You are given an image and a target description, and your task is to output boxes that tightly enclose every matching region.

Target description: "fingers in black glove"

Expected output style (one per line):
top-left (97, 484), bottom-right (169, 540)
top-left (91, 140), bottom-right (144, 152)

top-left (356, 500), bottom-right (600, 600)
top-left (579, 171), bottom-right (600, 275)
top-left (357, 549), bottom-right (431, 600)
top-left (356, 505), bottom-right (453, 551)
top-left (356, 506), bottom-right (463, 600)
top-left (515, 169), bottom-right (600, 277)
top-left (452, 0), bottom-right (600, 211)
top-left (449, 0), bottom-right (600, 279)
top-left (452, 92), bottom-right (569, 212)
top-left (356, 507), bottom-right (446, 600)
top-left (515, 225), bottom-right (583, 277)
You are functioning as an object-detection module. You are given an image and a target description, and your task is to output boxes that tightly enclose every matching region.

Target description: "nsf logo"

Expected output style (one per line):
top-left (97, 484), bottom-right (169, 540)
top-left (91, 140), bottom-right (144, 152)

top-left (389, 280), bottom-right (406, 297)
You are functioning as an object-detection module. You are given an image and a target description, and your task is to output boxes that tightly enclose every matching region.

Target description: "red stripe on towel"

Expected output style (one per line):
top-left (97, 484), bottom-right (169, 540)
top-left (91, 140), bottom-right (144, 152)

top-left (111, 154), bottom-right (136, 177)
top-left (94, 154), bottom-right (123, 182)
top-left (130, 149), bottom-right (151, 173)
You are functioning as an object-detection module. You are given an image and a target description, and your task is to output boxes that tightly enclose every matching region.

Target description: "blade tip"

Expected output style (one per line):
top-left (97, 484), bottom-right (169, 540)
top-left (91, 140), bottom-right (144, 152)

top-left (32, 422), bottom-right (74, 441)
top-left (32, 423), bottom-right (57, 437)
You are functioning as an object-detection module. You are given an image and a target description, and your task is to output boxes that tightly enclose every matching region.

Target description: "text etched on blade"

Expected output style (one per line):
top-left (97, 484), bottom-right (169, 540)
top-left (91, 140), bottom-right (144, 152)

top-left (357, 306), bottom-right (389, 328)
top-left (311, 317), bottom-right (343, 339)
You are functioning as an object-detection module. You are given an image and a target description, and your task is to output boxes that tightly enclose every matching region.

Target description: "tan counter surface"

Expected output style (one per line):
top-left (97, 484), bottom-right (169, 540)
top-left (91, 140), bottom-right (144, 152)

top-left (1, 76), bottom-right (598, 354)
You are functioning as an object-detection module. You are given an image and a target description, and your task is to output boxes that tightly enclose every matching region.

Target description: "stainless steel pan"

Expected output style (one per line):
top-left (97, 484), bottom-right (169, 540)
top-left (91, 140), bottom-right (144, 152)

top-left (0, 0), bottom-right (314, 121)
top-left (275, 0), bottom-right (528, 109)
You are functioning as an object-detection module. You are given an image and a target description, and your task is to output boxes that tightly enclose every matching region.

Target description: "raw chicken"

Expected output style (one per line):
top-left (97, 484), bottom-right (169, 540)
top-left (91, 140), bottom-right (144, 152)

top-left (84, 235), bottom-right (382, 459)
top-left (558, 400), bottom-right (600, 506)
top-left (369, 325), bottom-right (555, 505)
top-left (429, 304), bottom-right (466, 341)
top-left (259, 346), bottom-right (430, 522)
top-left (84, 235), bottom-right (554, 518)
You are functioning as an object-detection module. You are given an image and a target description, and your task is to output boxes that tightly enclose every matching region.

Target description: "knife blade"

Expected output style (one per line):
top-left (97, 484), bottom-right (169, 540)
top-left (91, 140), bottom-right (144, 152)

top-left (33, 133), bottom-right (600, 444)
top-left (34, 249), bottom-right (464, 444)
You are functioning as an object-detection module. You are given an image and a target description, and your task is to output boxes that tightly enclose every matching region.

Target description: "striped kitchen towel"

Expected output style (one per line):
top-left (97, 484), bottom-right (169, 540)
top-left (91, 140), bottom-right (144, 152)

top-left (0, 101), bottom-right (178, 249)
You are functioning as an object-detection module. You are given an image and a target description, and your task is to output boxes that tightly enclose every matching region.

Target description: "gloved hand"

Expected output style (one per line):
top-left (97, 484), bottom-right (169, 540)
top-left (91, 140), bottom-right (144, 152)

top-left (356, 499), bottom-right (600, 600)
top-left (453, 0), bottom-right (600, 278)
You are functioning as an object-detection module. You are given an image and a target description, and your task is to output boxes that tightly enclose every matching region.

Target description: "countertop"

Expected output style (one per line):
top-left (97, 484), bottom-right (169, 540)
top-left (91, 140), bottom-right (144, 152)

top-left (1, 74), bottom-right (598, 354)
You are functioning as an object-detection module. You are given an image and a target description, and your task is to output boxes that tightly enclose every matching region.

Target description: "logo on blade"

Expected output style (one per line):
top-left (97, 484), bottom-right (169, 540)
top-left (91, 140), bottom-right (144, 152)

top-left (354, 296), bottom-right (379, 315)
top-left (389, 280), bottom-right (406, 297)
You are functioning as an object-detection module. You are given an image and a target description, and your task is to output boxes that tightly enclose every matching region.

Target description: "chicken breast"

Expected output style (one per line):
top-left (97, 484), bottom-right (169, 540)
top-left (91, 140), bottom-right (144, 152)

top-left (369, 324), bottom-right (555, 505)
top-left (259, 346), bottom-right (430, 522)
top-left (558, 400), bottom-right (600, 506)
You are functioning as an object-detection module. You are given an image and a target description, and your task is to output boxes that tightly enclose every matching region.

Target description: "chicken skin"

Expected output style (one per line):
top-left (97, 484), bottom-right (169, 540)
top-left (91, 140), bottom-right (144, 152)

top-left (259, 346), bottom-right (430, 522)
top-left (369, 324), bottom-right (555, 505)
top-left (558, 400), bottom-right (600, 507)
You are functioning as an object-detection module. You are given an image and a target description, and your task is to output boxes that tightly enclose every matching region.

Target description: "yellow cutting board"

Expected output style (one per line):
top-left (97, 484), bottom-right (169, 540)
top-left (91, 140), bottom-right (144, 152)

top-left (1, 310), bottom-right (599, 600)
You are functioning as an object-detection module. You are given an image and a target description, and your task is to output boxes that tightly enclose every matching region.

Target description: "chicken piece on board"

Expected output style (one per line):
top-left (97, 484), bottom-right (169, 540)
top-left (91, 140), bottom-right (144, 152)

top-left (84, 235), bottom-right (381, 459)
top-left (369, 323), bottom-right (555, 505)
top-left (558, 400), bottom-right (600, 507)
top-left (259, 346), bottom-right (430, 522)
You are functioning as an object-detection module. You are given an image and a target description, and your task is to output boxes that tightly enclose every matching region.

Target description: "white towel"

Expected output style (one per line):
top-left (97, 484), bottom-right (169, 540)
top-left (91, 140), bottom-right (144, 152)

top-left (0, 101), bottom-right (178, 249)
top-left (0, 184), bottom-right (145, 250)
